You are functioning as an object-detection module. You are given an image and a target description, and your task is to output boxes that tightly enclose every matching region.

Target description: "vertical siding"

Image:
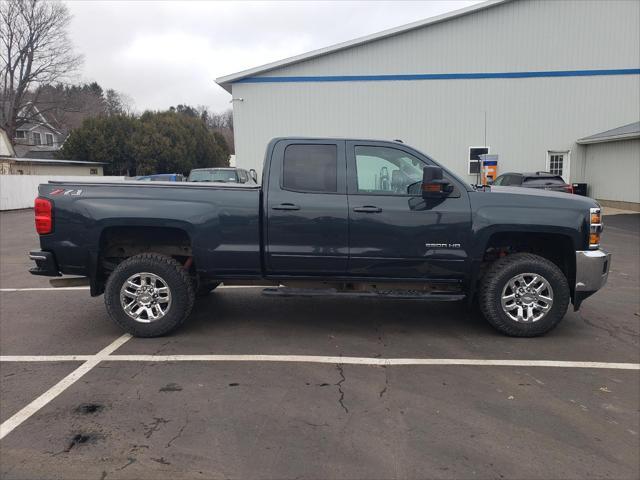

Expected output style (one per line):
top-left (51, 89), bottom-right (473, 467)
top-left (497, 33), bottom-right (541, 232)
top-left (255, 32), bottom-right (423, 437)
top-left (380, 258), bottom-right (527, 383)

top-left (583, 139), bottom-right (640, 203)
top-left (257, 0), bottom-right (639, 77)
top-left (230, 0), bottom-right (640, 192)
top-left (233, 75), bottom-right (640, 183)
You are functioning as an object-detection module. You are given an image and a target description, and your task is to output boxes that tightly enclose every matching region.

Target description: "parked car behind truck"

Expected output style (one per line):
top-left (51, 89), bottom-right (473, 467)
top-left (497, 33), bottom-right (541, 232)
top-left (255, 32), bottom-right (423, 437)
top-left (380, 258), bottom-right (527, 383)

top-left (30, 138), bottom-right (610, 338)
top-left (188, 167), bottom-right (257, 184)
top-left (491, 171), bottom-right (574, 193)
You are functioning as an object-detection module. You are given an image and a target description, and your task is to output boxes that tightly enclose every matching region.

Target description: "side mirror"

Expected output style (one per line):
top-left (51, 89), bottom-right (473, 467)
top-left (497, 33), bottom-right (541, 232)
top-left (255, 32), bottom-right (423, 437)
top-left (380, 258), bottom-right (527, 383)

top-left (249, 169), bottom-right (258, 182)
top-left (422, 165), bottom-right (450, 198)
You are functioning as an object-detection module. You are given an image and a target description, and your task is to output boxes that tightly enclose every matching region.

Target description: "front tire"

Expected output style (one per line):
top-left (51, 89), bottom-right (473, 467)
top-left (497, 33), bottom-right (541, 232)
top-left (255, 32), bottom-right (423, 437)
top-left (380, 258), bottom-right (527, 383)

top-left (105, 253), bottom-right (195, 337)
top-left (479, 253), bottom-right (569, 337)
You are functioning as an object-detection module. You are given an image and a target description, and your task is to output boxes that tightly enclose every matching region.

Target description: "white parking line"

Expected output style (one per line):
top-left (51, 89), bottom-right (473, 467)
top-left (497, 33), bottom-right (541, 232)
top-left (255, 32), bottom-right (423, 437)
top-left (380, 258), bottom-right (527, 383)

top-left (0, 354), bottom-right (637, 370)
top-left (0, 334), bottom-right (132, 441)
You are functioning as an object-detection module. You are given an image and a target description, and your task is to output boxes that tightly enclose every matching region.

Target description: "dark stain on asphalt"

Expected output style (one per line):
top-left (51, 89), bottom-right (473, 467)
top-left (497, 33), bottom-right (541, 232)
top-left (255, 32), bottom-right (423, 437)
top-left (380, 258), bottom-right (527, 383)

top-left (228, 382), bottom-right (239, 387)
top-left (64, 433), bottom-right (98, 452)
top-left (159, 383), bottom-right (183, 392)
top-left (75, 403), bottom-right (104, 414)
top-left (151, 457), bottom-right (172, 465)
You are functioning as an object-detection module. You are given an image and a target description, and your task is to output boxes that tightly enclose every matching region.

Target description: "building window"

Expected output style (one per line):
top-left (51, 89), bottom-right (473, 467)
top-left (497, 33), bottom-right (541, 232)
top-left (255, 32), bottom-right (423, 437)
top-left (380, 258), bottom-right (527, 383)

top-left (90, 168), bottom-right (98, 175)
top-left (17, 170), bottom-right (24, 175)
top-left (33, 132), bottom-right (41, 145)
top-left (45, 133), bottom-right (54, 146)
top-left (282, 144), bottom-right (337, 193)
top-left (546, 151), bottom-right (570, 182)
top-left (468, 147), bottom-right (489, 175)
top-left (548, 154), bottom-right (563, 175)
top-left (16, 130), bottom-right (26, 139)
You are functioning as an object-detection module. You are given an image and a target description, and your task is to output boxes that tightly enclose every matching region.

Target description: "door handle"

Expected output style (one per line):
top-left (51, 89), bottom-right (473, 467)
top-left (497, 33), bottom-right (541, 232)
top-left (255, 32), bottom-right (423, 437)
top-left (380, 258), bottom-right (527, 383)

top-left (353, 206), bottom-right (382, 213)
top-left (272, 203), bottom-right (300, 211)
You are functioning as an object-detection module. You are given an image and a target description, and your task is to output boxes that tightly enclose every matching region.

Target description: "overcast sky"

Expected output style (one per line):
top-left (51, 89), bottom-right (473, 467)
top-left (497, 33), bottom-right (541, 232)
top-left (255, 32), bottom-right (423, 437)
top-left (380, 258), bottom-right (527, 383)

top-left (65, 1), bottom-right (480, 114)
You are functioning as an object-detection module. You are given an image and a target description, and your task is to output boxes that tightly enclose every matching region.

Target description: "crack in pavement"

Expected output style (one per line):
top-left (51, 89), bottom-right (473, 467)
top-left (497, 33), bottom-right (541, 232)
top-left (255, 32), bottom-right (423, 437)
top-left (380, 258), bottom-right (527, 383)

top-left (143, 417), bottom-right (169, 439)
top-left (116, 457), bottom-right (136, 471)
top-left (166, 416), bottom-right (188, 448)
top-left (335, 364), bottom-right (348, 414)
top-left (379, 366), bottom-right (389, 398)
top-left (301, 420), bottom-right (329, 427)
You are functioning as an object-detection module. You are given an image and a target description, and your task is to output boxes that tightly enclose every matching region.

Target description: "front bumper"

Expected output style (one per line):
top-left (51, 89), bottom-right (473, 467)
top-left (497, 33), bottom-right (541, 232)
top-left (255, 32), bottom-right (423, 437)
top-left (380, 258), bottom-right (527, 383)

top-left (573, 249), bottom-right (611, 310)
top-left (28, 250), bottom-right (61, 277)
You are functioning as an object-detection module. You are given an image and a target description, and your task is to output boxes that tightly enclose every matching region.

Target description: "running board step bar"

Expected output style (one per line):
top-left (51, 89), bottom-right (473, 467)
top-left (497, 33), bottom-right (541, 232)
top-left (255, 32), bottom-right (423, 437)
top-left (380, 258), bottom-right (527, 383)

top-left (261, 287), bottom-right (465, 301)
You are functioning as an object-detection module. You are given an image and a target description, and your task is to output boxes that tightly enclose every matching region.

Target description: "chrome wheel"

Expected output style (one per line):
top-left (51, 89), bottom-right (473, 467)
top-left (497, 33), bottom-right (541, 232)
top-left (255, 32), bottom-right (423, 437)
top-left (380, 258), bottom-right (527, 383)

top-left (120, 272), bottom-right (172, 323)
top-left (501, 273), bottom-right (553, 323)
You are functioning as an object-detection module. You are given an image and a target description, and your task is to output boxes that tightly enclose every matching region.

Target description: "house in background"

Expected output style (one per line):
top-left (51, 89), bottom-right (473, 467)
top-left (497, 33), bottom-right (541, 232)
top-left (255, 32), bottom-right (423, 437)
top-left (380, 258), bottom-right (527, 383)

top-left (3, 123), bottom-right (103, 176)
top-left (0, 127), bottom-right (16, 159)
top-left (12, 103), bottom-right (67, 159)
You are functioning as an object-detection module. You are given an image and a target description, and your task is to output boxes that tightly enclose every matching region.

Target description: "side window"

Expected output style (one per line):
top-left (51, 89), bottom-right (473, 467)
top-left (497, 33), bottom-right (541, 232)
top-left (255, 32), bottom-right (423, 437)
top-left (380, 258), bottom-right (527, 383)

top-left (354, 146), bottom-right (424, 195)
top-left (283, 144), bottom-right (337, 193)
top-left (493, 175), bottom-right (505, 186)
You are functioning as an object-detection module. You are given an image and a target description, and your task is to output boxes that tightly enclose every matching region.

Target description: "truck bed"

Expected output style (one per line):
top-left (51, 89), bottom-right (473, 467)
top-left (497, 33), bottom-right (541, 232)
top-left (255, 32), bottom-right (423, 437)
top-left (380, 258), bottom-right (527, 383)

top-left (38, 180), bottom-right (263, 282)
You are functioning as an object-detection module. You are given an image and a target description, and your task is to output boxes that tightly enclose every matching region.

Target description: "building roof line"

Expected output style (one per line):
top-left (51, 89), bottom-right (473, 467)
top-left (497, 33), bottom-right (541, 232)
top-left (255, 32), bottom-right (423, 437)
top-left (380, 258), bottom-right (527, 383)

top-left (215, 0), bottom-right (510, 92)
top-left (2, 157), bottom-right (107, 165)
top-left (577, 121), bottom-right (640, 144)
top-left (233, 68), bottom-right (640, 84)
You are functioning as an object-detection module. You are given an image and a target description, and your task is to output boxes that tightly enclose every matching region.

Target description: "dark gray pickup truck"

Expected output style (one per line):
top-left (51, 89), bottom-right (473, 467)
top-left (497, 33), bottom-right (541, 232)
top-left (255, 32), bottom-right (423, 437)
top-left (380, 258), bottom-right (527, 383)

top-left (30, 138), bottom-right (611, 337)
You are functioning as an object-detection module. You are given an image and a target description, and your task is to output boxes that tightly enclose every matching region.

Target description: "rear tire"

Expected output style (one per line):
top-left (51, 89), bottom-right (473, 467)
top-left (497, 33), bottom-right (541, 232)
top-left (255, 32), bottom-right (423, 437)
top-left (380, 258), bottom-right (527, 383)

top-left (105, 253), bottom-right (195, 337)
top-left (478, 253), bottom-right (569, 337)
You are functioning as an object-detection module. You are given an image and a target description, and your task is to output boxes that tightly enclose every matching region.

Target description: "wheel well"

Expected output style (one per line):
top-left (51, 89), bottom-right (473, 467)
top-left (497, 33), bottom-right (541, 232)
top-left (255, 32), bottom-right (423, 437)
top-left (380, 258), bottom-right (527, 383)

top-left (96, 226), bottom-right (193, 294)
top-left (481, 232), bottom-right (576, 294)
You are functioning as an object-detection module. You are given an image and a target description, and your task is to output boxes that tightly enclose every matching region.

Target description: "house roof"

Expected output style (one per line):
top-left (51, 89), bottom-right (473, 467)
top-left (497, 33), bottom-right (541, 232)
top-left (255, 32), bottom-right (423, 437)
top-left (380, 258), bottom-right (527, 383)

top-left (577, 121), bottom-right (640, 144)
top-left (216, 0), bottom-right (509, 92)
top-left (3, 157), bottom-right (106, 165)
top-left (11, 102), bottom-right (63, 135)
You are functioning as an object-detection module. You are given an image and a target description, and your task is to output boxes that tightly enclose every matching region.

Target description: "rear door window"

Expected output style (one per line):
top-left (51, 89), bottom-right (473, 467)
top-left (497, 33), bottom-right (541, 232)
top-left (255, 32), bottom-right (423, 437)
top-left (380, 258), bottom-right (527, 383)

top-left (282, 144), bottom-right (338, 193)
top-left (523, 176), bottom-right (566, 186)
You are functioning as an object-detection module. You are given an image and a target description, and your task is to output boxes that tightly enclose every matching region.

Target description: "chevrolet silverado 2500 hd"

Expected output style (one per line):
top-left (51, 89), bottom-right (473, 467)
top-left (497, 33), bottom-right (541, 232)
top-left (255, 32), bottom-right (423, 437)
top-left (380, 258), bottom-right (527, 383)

top-left (29, 138), bottom-right (610, 337)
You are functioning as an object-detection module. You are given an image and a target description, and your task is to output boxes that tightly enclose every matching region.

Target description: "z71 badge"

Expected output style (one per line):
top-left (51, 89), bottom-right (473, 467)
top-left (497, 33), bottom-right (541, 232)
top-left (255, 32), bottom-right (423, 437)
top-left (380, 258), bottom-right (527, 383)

top-left (50, 188), bottom-right (83, 196)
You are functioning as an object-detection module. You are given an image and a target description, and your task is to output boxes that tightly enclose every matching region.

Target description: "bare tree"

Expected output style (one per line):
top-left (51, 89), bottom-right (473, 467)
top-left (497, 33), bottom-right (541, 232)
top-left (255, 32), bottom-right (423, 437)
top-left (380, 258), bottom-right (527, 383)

top-left (0, 0), bottom-right (82, 139)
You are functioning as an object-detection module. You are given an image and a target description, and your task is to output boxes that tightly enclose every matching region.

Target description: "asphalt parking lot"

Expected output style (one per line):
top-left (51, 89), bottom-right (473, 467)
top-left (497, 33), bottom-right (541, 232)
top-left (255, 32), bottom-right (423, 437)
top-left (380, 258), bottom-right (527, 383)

top-left (0, 208), bottom-right (638, 480)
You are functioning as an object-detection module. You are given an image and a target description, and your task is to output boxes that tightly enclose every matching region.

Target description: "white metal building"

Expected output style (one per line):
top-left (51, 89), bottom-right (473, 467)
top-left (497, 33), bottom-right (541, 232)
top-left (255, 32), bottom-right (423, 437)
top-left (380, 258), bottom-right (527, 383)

top-left (217, 0), bottom-right (640, 208)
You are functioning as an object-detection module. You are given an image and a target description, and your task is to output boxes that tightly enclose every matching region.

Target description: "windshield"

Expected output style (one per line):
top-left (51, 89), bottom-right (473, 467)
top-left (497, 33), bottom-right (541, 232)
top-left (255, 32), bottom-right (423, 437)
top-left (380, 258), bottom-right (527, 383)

top-left (189, 170), bottom-right (238, 183)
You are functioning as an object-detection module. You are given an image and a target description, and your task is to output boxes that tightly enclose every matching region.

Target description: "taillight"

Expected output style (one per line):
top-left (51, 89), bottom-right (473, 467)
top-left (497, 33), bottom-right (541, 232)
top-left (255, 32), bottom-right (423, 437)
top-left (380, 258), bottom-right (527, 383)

top-left (565, 185), bottom-right (574, 194)
top-left (34, 197), bottom-right (53, 234)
